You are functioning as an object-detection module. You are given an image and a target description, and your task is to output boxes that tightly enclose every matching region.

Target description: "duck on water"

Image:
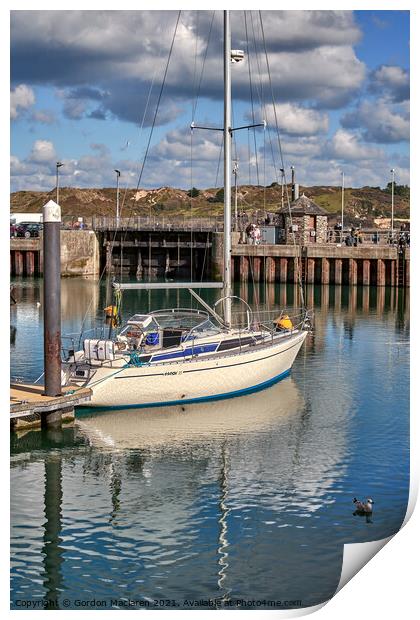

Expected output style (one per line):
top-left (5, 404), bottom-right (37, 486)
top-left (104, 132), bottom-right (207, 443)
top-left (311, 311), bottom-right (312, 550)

top-left (353, 498), bottom-right (374, 515)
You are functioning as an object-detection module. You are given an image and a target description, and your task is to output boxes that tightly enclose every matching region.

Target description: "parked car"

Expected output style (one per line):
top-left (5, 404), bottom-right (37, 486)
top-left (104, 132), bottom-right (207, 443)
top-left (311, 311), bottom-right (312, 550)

top-left (14, 222), bottom-right (43, 238)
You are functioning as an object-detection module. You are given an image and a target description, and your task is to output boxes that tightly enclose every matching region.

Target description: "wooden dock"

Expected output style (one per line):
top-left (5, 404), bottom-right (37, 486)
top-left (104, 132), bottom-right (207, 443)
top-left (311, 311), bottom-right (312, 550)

top-left (10, 383), bottom-right (92, 431)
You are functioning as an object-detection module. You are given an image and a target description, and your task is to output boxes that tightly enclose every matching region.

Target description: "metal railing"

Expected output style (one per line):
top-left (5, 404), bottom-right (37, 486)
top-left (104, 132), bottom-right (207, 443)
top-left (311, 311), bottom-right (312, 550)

top-left (59, 216), bottom-right (410, 248)
top-left (326, 228), bottom-right (410, 247)
top-left (60, 215), bottom-right (226, 232)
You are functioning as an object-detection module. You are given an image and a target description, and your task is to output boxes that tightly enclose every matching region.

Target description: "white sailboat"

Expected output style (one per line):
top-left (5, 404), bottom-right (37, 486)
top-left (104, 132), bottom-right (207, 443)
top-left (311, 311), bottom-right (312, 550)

top-left (62, 11), bottom-right (309, 409)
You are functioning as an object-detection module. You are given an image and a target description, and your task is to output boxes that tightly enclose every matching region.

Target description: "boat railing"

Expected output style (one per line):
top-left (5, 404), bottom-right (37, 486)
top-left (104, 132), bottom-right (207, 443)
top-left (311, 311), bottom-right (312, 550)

top-left (61, 326), bottom-right (109, 358)
top-left (230, 308), bottom-right (310, 336)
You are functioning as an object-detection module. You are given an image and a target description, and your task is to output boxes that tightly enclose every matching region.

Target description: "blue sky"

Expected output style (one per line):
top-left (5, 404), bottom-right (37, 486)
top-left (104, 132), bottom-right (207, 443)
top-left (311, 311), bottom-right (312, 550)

top-left (10, 10), bottom-right (410, 193)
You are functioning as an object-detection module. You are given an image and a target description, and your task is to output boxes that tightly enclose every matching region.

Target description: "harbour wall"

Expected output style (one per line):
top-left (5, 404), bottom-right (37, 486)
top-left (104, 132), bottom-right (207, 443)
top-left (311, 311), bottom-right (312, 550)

top-left (10, 230), bottom-right (100, 277)
top-left (10, 229), bottom-right (409, 287)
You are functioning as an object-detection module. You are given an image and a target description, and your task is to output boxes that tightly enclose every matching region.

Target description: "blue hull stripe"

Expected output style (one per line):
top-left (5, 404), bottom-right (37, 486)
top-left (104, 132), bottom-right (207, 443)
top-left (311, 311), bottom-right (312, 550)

top-left (76, 368), bottom-right (292, 414)
top-left (151, 342), bottom-right (218, 362)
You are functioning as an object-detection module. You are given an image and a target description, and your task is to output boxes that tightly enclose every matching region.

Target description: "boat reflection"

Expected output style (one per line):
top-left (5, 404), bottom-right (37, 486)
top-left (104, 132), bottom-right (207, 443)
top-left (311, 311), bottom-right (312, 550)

top-left (76, 378), bottom-right (303, 450)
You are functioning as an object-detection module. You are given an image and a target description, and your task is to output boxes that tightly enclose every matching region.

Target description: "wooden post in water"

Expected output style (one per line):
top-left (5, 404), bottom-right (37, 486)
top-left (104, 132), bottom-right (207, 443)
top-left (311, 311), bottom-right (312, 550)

top-left (14, 251), bottom-right (24, 276)
top-left (362, 260), bottom-right (370, 286)
top-left (25, 251), bottom-right (35, 276)
top-left (377, 259), bottom-right (386, 286)
top-left (405, 258), bottom-right (410, 288)
top-left (390, 260), bottom-right (396, 287)
top-left (306, 258), bottom-right (315, 284)
top-left (265, 257), bottom-right (276, 283)
top-left (334, 259), bottom-right (342, 285)
top-left (348, 258), bottom-right (357, 286)
top-left (43, 200), bottom-right (62, 397)
top-left (240, 256), bottom-right (249, 282)
top-left (279, 258), bottom-right (288, 283)
top-left (321, 258), bottom-right (330, 285)
top-left (253, 257), bottom-right (261, 282)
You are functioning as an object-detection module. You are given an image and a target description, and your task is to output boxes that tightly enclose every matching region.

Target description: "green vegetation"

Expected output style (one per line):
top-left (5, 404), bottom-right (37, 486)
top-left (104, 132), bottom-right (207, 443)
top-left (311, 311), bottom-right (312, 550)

top-left (384, 183), bottom-right (410, 198)
top-left (10, 182), bottom-right (410, 222)
top-left (212, 188), bottom-right (224, 203)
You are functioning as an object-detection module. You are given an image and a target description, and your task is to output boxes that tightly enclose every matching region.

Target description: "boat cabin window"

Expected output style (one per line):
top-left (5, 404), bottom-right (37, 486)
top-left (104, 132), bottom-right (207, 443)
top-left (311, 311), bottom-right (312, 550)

top-left (119, 325), bottom-right (143, 339)
top-left (162, 328), bottom-right (183, 349)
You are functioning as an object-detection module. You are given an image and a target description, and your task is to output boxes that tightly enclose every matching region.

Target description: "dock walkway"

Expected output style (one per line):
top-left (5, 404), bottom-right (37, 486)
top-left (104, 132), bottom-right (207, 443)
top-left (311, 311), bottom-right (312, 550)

top-left (10, 383), bottom-right (92, 431)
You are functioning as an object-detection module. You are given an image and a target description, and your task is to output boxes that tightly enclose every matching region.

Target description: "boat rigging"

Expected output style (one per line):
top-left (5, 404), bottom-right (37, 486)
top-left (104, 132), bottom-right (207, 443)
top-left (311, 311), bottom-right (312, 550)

top-left (61, 10), bottom-right (310, 410)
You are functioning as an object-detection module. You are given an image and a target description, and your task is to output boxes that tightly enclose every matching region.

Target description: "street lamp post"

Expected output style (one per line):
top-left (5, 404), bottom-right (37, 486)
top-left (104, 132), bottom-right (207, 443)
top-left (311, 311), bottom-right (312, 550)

top-left (390, 168), bottom-right (395, 241)
top-left (114, 169), bottom-right (121, 226)
top-left (55, 162), bottom-right (63, 205)
top-left (233, 160), bottom-right (238, 231)
top-left (280, 168), bottom-right (285, 211)
top-left (341, 171), bottom-right (345, 244)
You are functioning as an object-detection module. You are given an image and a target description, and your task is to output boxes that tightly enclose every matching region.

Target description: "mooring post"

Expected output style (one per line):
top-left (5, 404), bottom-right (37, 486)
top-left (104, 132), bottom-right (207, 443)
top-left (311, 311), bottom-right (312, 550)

top-left (43, 200), bottom-right (62, 397)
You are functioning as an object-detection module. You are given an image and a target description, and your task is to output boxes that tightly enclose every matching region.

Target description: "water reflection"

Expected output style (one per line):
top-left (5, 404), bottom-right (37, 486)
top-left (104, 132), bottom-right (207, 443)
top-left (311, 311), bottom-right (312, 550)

top-left (43, 451), bottom-right (64, 608)
top-left (11, 375), bottom-right (356, 608)
top-left (217, 443), bottom-right (231, 606)
top-left (76, 378), bottom-right (302, 449)
top-left (10, 279), bottom-right (409, 608)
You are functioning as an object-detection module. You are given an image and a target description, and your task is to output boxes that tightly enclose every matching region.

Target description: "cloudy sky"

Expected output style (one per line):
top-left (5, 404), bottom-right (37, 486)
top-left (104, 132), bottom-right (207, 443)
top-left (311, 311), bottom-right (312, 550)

top-left (10, 9), bottom-right (410, 193)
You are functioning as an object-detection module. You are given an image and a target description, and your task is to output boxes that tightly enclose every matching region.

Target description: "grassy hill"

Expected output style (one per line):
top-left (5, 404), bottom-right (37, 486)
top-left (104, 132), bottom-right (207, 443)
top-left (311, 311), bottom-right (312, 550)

top-left (11, 184), bottom-right (410, 225)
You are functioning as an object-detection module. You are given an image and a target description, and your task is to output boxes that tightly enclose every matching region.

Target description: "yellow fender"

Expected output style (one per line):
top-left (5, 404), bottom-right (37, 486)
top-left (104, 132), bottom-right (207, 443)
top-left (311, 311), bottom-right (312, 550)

top-left (274, 314), bottom-right (293, 330)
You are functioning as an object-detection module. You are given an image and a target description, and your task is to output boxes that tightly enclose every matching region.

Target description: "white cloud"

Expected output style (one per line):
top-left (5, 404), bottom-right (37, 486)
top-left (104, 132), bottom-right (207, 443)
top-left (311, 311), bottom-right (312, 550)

top-left (325, 129), bottom-right (383, 161)
top-left (151, 128), bottom-right (223, 163)
top-left (341, 99), bottom-right (409, 143)
top-left (11, 10), bottom-right (366, 125)
top-left (29, 140), bottom-right (57, 164)
top-left (30, 109), bottom-right (56, 125)
top-left (261, 103), bottom-right (328, 136)
top-left (11, 127), bottom-right (409, 193)
top-left (369, 65), bottom-right (409, 102)
top-left (10, 84), bottom-right (35, 119)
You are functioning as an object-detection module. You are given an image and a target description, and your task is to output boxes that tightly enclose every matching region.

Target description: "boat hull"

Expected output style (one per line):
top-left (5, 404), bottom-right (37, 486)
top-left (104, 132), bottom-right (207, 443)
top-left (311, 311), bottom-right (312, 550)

top-left (80, 331), bottom-right (307, 410)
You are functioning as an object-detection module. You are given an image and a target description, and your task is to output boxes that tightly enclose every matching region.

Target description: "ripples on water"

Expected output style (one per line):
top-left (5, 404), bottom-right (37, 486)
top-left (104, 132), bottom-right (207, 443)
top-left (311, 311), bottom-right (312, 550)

top-left (10, 281), bottom-right (409, 609)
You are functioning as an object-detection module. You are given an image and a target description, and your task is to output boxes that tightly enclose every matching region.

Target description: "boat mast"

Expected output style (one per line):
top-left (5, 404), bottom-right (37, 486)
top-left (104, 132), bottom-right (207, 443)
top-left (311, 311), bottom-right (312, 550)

top-left (223, 10), bottom-right (232, 327)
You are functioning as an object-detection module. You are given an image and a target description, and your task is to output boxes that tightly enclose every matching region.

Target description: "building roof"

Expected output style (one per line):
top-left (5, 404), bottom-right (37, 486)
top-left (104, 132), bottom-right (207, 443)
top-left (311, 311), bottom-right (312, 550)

top-left (278, 193), bottom-right (329, 216)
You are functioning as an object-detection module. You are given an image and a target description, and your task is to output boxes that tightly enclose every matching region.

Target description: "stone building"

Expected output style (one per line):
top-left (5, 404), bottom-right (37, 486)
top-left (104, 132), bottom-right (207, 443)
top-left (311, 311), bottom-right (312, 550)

top-left (277, 193), bottom-right (329, 245)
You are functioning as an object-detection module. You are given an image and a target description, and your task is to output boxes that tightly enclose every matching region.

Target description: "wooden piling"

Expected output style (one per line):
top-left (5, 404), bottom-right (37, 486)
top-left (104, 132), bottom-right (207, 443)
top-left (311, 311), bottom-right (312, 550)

top-left (390, 260), bottom-right (396, 287)
top-left (25, 251), bottom-right (35, 276)
top-left (240, 256), bottom-right (249, 282)
top-left (377, 259), bottom-right (386, 286)
top-left (334, 259), bottom-right (342, 285)
top-left (362, 260), bottom-right (370, 286)
top-left (306, 258), bottom-right (315, 284)
top-left (348, 258), bottom-right (357, 286)
top-left (321, 258), bottom-right (330, 285)
top-left (265, 257), bottom-right (276, 283)
top-left (14, 251), bottom-right (24, 276)
top-left (253, 257), bottom-right (261, 282)
top-left (405, 258), bottom-right (410, 287)
top-left (280, 258), bottom-right (288, 283)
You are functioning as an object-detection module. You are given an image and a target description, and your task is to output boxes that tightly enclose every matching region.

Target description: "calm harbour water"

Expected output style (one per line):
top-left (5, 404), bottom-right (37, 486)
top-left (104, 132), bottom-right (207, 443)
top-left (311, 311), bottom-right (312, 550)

top-left (10, 278), bottom-right (409, 610)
